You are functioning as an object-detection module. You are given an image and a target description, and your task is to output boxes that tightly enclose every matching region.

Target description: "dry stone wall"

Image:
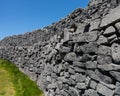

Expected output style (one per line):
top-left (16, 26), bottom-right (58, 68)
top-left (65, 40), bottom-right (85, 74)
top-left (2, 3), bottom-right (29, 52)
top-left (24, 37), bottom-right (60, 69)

top-left (1, 0), bottom-right (120, 96)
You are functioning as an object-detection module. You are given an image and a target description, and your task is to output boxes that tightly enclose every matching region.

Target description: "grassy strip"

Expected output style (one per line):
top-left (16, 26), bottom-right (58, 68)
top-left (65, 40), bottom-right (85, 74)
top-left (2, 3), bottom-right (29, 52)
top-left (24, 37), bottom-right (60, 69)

top-left (0, 59), bottom-right (44, 96)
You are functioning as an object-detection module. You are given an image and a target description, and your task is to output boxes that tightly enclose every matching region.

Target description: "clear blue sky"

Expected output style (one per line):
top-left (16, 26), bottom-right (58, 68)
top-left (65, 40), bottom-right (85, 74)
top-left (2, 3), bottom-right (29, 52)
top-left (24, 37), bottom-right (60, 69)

top-left (0, 0), bottom-right (89, 40)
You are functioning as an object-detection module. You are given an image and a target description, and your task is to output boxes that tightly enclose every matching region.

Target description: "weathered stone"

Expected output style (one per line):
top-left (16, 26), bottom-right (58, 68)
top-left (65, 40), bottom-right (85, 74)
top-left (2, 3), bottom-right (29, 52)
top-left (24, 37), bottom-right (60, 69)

top-left (89, 19), bottom-right (101, 31)
top-left (68, 87), bottom-right (79, 96)
top-left (55, 43), bottom-right (62, 50)
top-left (103, 26), bottom-right (116, 35)
top-left (100, 81), bottom-right (116, 90)
top-left (86, 61), bottom-right (97, 69)
top-left (108, 34), bottom-right (117, 44)
top-left (98, 63), bottom-right (120, 71)
top-left (68, 68), bottom-right (75, 75)
top-left (73, 34), bottom-right (86, 43)
top-left (83, 89), bottom-right (99, 96)
top-left (87, 70), bottom-right (101, 82)
top-left (85, 76), bottom-right (91, 87)
top-left (97, 35), bottom-right (108, 45)
top-left (85, 31), bottom-right (98, 42)
top-left (115, 82), bottom-right (120, 95)
top-left (111, 43), bottom-right (120, 63)
top-left (98, 45), bottom-right (112, 56)
top-left (97, 55), bottom-right (112, 65)
top-left (115, 22), bottom-right (120, 34)
top-left (110, 71), bottom-right (120, 82)
top-left (96, 69), bottom-right (113, 84)
top-left (75, 73), bottom-right (86, 82)
top-left (75, 23), bottom-right (86, 34)
top-left (90, 80), bottom-right (97, 89)
top-left (73, 31), bottom-right (98, 43)
top-left (68, 78), bottom-right (76, 85)
top-left (97, 83), bottom-right (114, 96)
top-left (46, 49), bottom-right (58, 61)
top-left (100, 5), bottom-right (120, 27)
top-left (59, 90), bottom-right (70, 96)
top-left (64, 52), bottom-right (76, 62)
top-left (76, 82), bottom-right (86, 89)
top-left (80, 42), bottom-right (98, 54)
top-left (59, 46), bottom-right (71, 53)
top-left (82, 54), bottom-right (91, 62)
top-left (63, 28), bottom-right (73, 42)
top-left (73, 43), bottom-right (82, 52)
top-left (64, 72), bottom-right (70, 78)
top-left (74, 67), bottom-right (85, 73)
top-left (73, 61), bottom-right (86, 68)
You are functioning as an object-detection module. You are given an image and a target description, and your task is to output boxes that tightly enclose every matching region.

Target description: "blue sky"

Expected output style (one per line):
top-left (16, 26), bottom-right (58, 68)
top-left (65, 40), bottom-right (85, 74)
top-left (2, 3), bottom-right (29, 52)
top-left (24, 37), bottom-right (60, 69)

top-left (0, 0), bottom-right (89, 40)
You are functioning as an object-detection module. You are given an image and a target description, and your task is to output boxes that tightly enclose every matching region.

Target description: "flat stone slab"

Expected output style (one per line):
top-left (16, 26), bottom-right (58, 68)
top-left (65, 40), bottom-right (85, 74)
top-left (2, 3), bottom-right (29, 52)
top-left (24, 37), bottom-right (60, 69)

top-left (100, 5), bottom-right (120, 27)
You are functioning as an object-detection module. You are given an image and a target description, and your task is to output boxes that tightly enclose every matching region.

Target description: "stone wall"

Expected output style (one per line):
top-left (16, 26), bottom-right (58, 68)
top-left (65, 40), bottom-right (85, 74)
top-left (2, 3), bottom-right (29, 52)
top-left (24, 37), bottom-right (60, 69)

top-left (1, 0), bottom-right (120, 96)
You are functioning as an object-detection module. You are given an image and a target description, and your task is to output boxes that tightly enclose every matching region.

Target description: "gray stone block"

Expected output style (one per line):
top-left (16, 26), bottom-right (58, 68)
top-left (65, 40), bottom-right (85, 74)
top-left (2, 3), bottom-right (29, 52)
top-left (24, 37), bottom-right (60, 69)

top-left (100, 5), bottom-right (120, 27)
top-left (64, 52), bottom-right (76, 62)
top-left (86, 61), bottom-right (97, 69)
top-left (98, 63), bottom-right (120, 71)
top-left (103, 26), bottom-right (116, 35)
top-left (98, 45), bottom-right (112, 56)
top-left (97, 83), bottom-right (114, 96)
top-left (111, 43), bottom-right (120, 63)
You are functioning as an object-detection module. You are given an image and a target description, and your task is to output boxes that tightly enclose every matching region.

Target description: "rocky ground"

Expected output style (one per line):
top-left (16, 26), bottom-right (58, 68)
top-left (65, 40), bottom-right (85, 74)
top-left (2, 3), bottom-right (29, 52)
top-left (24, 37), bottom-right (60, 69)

top-left (1, 0), bottom-right (120, 96)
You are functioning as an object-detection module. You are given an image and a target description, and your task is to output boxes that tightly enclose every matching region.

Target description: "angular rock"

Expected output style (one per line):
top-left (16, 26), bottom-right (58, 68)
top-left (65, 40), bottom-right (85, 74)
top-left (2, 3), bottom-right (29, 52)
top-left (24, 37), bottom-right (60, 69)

top-left (82, 54), bottom-right (91, 62)
top-left (115, 82), bottom-right (120, 95)
top-left (73, 34), bottom-right (86, 43)
top-left (47, 49), bottom-right (58, 61)
top-left (97, 55), bottom-right (112, 65)
top-left (73, 61), bottom-right (86, 68)
top-left (100, 81), bottom-right (116, 90)
top-left (63, 28), bottom-right (73, 42)
top-left (98, 45), bottom-right (112, 56)
top-left (87, 70), bottom-right (101, 82)
top-left (68, 78), bottom-right (76, 85)
top-left (68, 68), bottom-right (75, 75)
top-left (96, 69), bottom-right (113, 84)
top-left (85, 76), bottom-right (91, 87)
top-left (76, 82), bottom-right (86, 89)
top-left (111, 43), bottom-right (120, 63)
top-left (75, 73), bottom-right (86, 82)
top-left (59, 90), bottom-right (70, 96)
top-left (97, 83), bottom-right (114, 96)
top-left (89, 19), bottom-right (101, 31)
top-left (100, 5), bottom-right (120, 27)
top-left (64, 52), bottom-right (76, 62)
top-left (74, 67), bottom-right (85, 73)
top-left (59, 46), bottom-right (71, 53)
top-left (110, 71), bottom-right (120, 82)
top-left (85, 31), bottom-right (98, 42)
top-left (90, 80), bottom-right (97, 89)
top-left (86, 61), bottom-right (97, 69)
top-left (68, 87), bottom-right (79, 96)
top-left (98, 63), bottom-right (120, 71)
top-left (115, 22), bottom-right (120, 34)
top-left (73, 31), bottom-right (98, 43)
top-left (75, 23), bottom-right (86, 34)
top-left (83, 89), bottom-right (99, 96)
top-left (97, 35), bottom-right (108, 45)
top-left (108, 34), bottom-right (117, 44)
top-left (80, 42), bottom-right (98, 54)
top-left (103, 26), bottom-right (116, 35)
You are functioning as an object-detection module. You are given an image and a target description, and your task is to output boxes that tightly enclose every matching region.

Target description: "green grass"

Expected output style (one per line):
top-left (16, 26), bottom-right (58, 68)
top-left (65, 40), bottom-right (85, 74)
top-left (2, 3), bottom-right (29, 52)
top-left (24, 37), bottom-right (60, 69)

top-left (0, 59), bottom-right (44, 96)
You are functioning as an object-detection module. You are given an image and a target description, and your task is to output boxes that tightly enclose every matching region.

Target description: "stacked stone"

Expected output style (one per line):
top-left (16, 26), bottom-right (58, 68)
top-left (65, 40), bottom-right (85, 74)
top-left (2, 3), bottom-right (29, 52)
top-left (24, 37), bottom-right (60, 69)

top-left (1, 0), bottom-right (120, 96)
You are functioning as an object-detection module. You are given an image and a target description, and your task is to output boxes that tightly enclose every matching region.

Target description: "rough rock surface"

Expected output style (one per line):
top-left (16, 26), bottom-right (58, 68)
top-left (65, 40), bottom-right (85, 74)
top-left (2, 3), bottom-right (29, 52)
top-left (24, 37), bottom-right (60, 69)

top-left (1, 0), bottom-right (120, 96)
